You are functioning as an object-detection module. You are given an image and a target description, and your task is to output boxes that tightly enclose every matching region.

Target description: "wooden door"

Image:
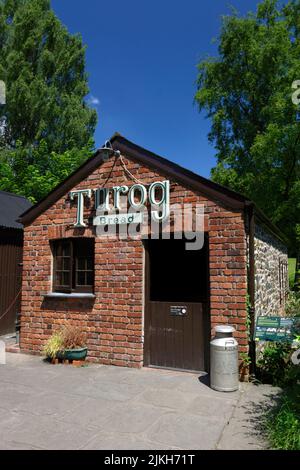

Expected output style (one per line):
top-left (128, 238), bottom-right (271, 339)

top-left (147, 301), bottom-right (206, 371)
top-left (0, 229), bottom-right (23, 335)
top-left (144, 238), bottom-right (209, 372)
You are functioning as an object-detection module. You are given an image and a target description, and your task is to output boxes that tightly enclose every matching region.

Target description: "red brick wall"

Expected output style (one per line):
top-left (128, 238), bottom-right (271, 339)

top-left (20, 154), bottom-right (248, 367)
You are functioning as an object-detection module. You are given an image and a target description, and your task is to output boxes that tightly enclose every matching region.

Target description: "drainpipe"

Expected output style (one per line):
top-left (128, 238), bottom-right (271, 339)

top-left (246, 202), bottom-right (256, 376)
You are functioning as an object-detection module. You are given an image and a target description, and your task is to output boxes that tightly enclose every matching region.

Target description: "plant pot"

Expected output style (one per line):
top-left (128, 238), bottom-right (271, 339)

top-left (57, 347), bottom-right (88, 361)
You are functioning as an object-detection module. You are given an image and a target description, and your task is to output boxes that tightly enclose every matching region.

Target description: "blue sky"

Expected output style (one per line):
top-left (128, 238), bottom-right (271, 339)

top-left (51, 0), bottom-right (263, 178)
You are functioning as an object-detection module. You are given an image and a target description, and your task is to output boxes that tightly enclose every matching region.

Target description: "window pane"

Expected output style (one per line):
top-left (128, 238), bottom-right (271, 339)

top-left (55, 257), bottom-right (63, 271)
top-left (87, 257), bottom-right (93, 270)
top-left (62, 243), bottom-right (70, 256)
top-left (63, 257), bottom-right (70, 270)
top-left (52, 239), bottom-right (72, 292)
top-left (74, 238), bottom-right (94, 291)
top-left (56, 244), bottom-right (62, 256)
top-left (62, 271), bottom-right (70, 286)
top-left (55, 271), bottom-right (62, 286)
top-left (77, 271), bottom-right (85, 285)
top-left (86, 271), bottom-right (93, 286)
top-left (77, 257), bottom-right (85, 270)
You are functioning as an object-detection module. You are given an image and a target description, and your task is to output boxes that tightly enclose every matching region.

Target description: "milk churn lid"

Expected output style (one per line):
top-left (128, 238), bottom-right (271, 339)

top-left (215, 325), bottom-right (235, 334)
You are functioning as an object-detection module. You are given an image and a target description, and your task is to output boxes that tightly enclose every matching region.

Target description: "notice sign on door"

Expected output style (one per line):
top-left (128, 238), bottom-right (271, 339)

top-left (255, 316), bottom-right (300, 342)
top-left (170, 306), bottom-right (187, 316)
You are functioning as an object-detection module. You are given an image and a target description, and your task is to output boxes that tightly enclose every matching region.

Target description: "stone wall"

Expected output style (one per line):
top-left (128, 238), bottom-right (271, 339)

top-left (254, 223), bottom-right (288, 318)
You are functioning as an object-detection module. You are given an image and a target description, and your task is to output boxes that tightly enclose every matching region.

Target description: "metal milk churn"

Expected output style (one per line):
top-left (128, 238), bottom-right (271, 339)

top-left (210, 325), bottom-right (239, 392)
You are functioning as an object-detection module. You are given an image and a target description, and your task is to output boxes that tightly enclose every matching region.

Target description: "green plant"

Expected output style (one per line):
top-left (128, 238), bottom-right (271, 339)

top-left (267, 384), bottom-right (300, 450)
top-left (240, 352), bottom-right (251, 367)
top-left (288, 258), bottom-right (296, 289)
top-left (43, 325), bottom-right (87, 360)
top-left (286, 291), bottom-right (300, 317)
top-left (257, 342), bottom-right (290, 386)
top-left (195, 0), bottom-right (300, 252)
top-left (43, 331), bottom-right (63, 359)
top-left (257, 341), bottom-right (299, 387)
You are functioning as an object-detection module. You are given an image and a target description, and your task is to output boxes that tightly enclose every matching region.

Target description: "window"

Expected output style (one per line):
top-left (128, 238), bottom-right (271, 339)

top-left (52, 238), bottom-right (94, 293)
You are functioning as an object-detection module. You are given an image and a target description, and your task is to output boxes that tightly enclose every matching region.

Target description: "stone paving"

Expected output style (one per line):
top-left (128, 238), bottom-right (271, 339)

top-left (0, 353), bottom-right (281, 450)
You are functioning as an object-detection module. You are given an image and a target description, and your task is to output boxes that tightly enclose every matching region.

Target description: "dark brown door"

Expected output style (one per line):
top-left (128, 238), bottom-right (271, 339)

top-left (144, 237), bottom-right (209, 372)
top-left (147, 301), bottom-right (206, 371)
top-left (0, 229), bottom-right (23, 335)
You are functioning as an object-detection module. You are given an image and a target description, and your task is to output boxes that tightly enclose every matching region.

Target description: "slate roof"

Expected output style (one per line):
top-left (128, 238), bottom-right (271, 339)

top-left (0, 191), bottom-right (32, 229)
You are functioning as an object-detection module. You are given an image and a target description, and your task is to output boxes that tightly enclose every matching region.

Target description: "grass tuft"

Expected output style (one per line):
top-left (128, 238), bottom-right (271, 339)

top-left (267, 384), bottom-right (300, 450)
top-left (288, 258), bottom-right (296, 289)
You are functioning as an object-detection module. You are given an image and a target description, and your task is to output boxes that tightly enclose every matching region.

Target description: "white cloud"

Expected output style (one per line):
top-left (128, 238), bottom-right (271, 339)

top-left (87, 95), bottom-right (100, 106)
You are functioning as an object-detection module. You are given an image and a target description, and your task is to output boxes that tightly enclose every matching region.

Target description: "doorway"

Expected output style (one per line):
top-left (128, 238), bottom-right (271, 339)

top-left (144, 236), bottom-right (209, 372)
top-left (0, 229), bottom-right (23, 335)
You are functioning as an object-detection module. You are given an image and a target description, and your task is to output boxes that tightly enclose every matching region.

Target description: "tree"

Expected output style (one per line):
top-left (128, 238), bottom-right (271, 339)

top-left (0, 0), bottom-right (97, 152)
top-left (0, 139), bottom-right (94, 203)
top-left (195, 0), bottom-right (300, 253)
top-left (0, 0), bottom-right (97, 202)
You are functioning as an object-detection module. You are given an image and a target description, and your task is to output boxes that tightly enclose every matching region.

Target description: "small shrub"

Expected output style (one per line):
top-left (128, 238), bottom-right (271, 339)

top-left (43, 331), bottom-right (63, 359)
top-left (43, 325), bottom-right (86, 359)
top-left (240, 352), bottom-right (251, 366)
top-left (286, 291), bottom-right (300, 317)
top-left (61, 325), bottom-right (86, 350)
top-left (257, 342), bottom-right (297, 387)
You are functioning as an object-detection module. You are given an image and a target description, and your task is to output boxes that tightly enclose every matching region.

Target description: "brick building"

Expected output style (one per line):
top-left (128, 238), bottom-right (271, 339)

top-left (19, 134), bottom-right (288, 372)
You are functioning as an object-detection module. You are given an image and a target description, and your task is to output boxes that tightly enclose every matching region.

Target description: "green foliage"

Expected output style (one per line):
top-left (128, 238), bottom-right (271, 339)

top-left (257, 341), bottom-right (300, 386)
top-left (285, 290), bottom-right (300, 316)
top-left (43, 325), bottom-right (86, 359)
top-left (0, 139), bottom-right (94, 202)
top-left (267, 383), bottom-right (300, 450)
top-left (0, 0), bottom-right (97, 153)
top-left (0, 0), bottom-right (97, 201)
top-left (195, 0), bottom-right (300, 253)
top-left (43, 331), bottom-right (63, 359)
top-left (288, 258), bottom-right (296, 288)
top-left (240, 351), bottom-right (252, 366)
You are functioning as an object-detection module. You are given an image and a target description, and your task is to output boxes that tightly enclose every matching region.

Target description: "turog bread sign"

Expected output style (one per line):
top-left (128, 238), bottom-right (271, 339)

top-left (69, 180), bottom-right (170, 228)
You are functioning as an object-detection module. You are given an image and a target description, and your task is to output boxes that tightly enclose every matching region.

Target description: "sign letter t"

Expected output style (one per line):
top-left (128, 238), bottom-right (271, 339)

top-left (69, 189), bottom-right (91, 227)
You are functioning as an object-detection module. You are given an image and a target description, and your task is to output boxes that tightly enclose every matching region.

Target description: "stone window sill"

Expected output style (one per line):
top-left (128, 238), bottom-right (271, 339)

top-left (44, 293), bottom-right (96, 299)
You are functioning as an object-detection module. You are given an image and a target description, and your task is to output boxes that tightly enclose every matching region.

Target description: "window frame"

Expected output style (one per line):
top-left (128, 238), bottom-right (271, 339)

top-left (52, 238), bottom-right (94, 294)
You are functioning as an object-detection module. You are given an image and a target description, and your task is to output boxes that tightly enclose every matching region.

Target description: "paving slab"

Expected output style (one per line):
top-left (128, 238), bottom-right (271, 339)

top-left (59, 397), bottom-right (120, 430)
top-left (146, 412), bottom-right (228, 450)
top-left (0, 353), bottom-right (280, 450)
top-left (81, 431), bottom-right (180, 450)
top-left (217, 383), bottom-right (282, 450)
top-left (186, 394), bottom-right (236, 420)
top-left (136, 387), bottom-right (200, 411)
top-left (101, 402), bottom-right (170, 434)
top-left (1, 413), bottom-right (98, 450)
